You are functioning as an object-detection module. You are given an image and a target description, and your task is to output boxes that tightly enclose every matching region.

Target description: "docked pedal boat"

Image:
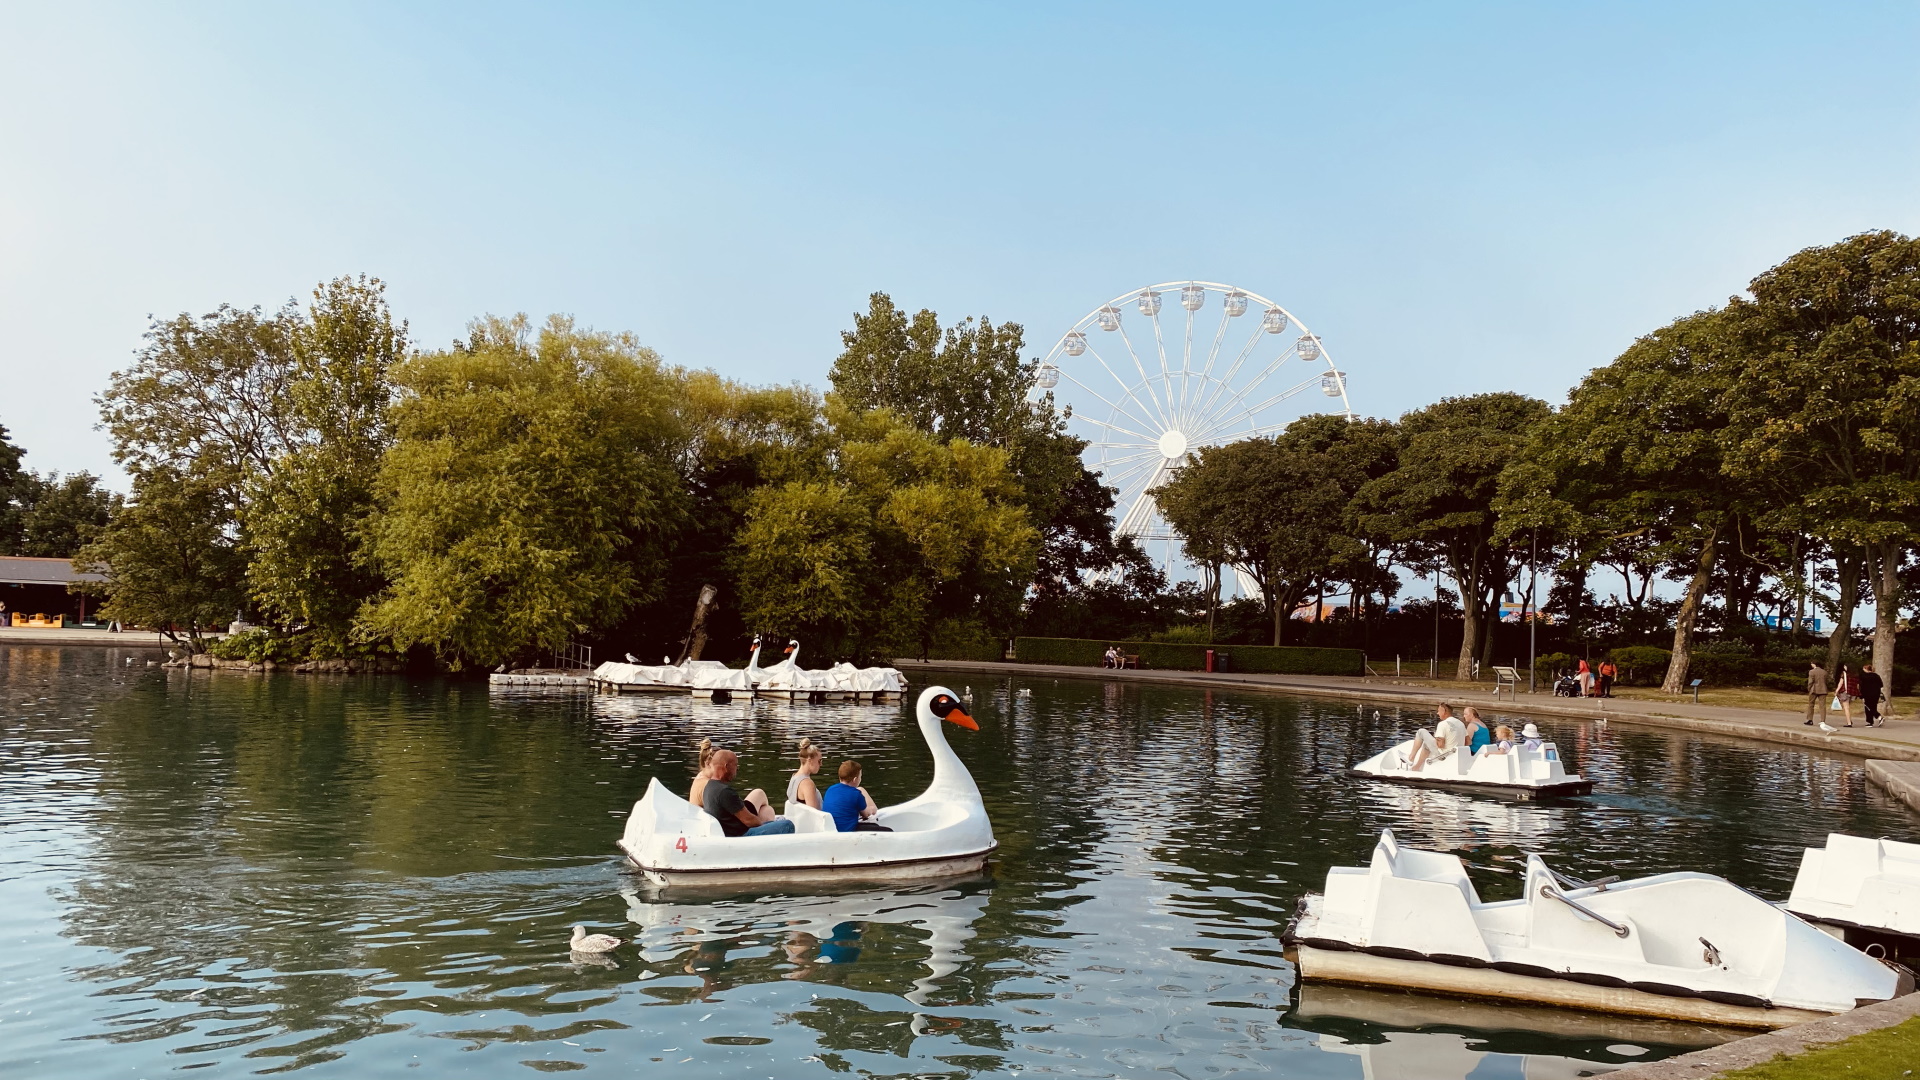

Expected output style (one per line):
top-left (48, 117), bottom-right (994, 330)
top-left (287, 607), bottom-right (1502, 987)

top-left (617, 686), bottom-right (995, 887)
top-left (1288, 829), bottom-right (1911, 1029)
top-left (1786, 832), bottom-right (1920, 962)
top-left (1350, 736), bottom-right (1593, 799)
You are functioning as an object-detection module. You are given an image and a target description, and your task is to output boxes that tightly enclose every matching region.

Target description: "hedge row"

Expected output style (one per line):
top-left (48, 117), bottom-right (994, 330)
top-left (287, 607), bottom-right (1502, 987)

top-left (1013, 636), bottom-right (1364, 676)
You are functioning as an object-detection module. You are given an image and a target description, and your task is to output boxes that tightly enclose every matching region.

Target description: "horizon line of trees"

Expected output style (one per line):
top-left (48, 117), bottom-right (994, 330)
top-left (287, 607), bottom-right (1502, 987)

top-left (2, 230), bottom-right (1913, 696)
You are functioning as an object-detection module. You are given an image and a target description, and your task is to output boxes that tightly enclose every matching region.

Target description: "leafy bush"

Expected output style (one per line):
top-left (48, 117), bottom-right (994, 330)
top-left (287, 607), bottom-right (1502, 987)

top-left (923, 619), bottom-right (1007, 663)
top-left (1533, 652), bottom-right (1576, 678)
top-left (1756, 671), bottom-right (1805, 692)
top-left (206, 627), bottom-right (400, 665)
top-left (1013, 636), bottom-right (1364, 676)
top-left (1608, 645), bottom-right (1672, 686)
top-left (1150, 624), bottom-right (1213, 644)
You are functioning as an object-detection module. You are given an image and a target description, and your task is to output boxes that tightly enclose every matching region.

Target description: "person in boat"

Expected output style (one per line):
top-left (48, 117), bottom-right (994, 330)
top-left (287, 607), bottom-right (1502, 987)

top-left (703, 749), bottom-right (793, 836)
top-left (1519, 723), bottom-right (1544, 751)
top-left (1487, 724), bottom-right (1516, 754)
top-left (787, 737), bottom-right (824, 810)
top-left (1462, 707), bottom-right (1492, 755)
top-left (822, 760), bottom-right (891, 832)
top-left (688, 737), bottom-right (717, 807)
top-left (1406, 703), bottom-right (1468, 769)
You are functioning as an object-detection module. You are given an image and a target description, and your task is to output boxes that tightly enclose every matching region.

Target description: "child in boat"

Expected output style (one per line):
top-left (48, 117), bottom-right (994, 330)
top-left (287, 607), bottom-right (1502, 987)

top-left (822, 760), bottom-right (891, 832)
top-left (787, 737), bottom-right (824, 810)
top-left (1487, 725), bottom-right (1516, 754)
top-left (1519, 723), bottom-right (1544, 751)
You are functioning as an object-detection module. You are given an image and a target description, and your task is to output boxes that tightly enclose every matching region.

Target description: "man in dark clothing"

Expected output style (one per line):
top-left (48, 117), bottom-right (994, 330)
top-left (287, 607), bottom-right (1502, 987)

top-left (1804, 662), bottom-right (1829, 725)
top-left (701, 749), bottom-right (795, 836)
top-left (1860, 664), bottom-right (1886, 727)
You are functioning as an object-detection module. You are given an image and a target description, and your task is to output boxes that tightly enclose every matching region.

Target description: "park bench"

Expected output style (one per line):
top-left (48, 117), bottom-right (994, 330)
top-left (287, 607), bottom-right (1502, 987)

top-left (1491, 665), bottom-right (1522, 698)
top-left (1121, 653), bottom-right (1141, 669)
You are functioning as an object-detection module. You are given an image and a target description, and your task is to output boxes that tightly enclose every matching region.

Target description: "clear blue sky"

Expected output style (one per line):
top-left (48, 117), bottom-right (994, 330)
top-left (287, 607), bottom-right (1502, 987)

top-left (2, 2), bottom-right (1916, 483)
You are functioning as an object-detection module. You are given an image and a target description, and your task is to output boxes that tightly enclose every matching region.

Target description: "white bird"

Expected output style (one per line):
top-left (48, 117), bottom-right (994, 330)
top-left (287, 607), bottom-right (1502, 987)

top-left (1818, 721), bottom-right (1838, 735)
top-left (569, 925), bottom-right (621, 953)
top-left (1373, 711), bottom-right (1380, 720)
top-left (1595, 716), bottom-right (1608, 727)
top-left (962, 686), bottom-right (974, 704)
top-left (1017, 687), bottom-right (1032, 697)
top-left (626, 652), bottom-right (639, 663)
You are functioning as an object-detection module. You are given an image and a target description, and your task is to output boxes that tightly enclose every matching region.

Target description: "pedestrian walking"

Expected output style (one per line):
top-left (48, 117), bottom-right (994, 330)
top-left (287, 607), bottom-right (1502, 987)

top-left (1577, 658), bottom-right (1594, 698)
top-left (1804, 661), bottom-right (1829, 726)
top-left (1597, 659), bottom-right (1617, 698)
top-left (1860, 663), bottom-right (1886, 727)
top-left (1834, 664), bottom-right (1858, 727)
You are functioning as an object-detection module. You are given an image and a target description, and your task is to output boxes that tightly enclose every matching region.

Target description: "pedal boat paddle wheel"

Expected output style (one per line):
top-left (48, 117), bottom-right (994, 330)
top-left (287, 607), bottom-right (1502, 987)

top-left (1287, 830), bottom-right (1912, 1029)
top-left (617, 686), bottom-right (996, 888)
top-left (1786, 832), bottom-right (1920, 963)
top-left (1349, 736), bottom-right (1593, 799)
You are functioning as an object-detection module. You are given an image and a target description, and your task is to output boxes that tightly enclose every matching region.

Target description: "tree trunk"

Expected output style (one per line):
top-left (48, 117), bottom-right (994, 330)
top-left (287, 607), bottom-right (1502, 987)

top-left (1874, 541), bottom-right (1901, 717)
top-left (1476, 583), bottom-right (1501, 678)
top-left (1270, 587), bottom-right (1284, 647)
top-left (1825, 549), bottom-right (1863, 675)
top-left (678, 584), bottom-right (718, 662)
top-left (1453, 545), bottom-right (1487, 680)
top-left (1661, 522), bottom-right (1721, 694)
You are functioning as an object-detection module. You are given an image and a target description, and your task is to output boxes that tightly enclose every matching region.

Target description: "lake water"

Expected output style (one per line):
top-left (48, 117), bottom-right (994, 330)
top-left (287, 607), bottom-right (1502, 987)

top-left (4, 644), bottom-right (1915, 1078)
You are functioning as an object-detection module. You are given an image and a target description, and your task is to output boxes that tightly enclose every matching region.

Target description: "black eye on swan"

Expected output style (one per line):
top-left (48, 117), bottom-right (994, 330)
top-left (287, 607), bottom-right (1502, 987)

top-left (930, 696), bottom-right (957, 717)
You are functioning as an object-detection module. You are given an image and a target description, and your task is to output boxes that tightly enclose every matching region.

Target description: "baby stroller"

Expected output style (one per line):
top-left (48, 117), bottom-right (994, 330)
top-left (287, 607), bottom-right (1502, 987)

top-left (1553, 671), bottom-right (1580, 698)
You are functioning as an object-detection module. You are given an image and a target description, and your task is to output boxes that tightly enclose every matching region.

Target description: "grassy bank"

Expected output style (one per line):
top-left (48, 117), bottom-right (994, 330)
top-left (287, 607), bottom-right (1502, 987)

top-left (1715, 1016), bottom-right (1920, 1079)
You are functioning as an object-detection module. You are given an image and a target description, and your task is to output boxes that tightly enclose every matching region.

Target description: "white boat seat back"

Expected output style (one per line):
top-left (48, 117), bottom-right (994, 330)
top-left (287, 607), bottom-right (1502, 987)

top-left (1806, 832), bottom-right (1886, 905)
top-left (784, 801), bottom-right (836, 834)
top-left (622, 778), bottom-right (725, 852)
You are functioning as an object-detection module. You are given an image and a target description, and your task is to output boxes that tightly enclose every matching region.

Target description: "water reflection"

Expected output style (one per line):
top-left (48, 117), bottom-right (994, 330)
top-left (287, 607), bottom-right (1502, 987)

top-left (4, 646), bottom-right (1917, 1077)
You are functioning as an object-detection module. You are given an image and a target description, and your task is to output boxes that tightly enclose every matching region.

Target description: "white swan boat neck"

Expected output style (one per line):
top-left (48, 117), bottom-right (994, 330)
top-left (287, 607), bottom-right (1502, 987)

top-left (1289, 829), bottom-right (1911, 1029)
top-left (617, 685), bottom-right (995, 888)
top-left (1350, 734), bottom-right (1592, 799)
top-left (1786, 832), bottom-right (1920, 958)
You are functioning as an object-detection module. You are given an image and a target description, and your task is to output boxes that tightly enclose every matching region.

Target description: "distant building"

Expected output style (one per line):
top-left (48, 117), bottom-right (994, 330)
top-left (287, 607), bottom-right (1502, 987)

top-left (0, 557), bottom-right (107, 628)
top-left (1756, 613), bottom-right (1824, 634)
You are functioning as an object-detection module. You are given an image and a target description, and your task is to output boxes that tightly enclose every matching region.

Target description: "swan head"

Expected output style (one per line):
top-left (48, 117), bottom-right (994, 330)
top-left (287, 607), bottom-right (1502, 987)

top-left (918, 685), bottom-right (978, 730)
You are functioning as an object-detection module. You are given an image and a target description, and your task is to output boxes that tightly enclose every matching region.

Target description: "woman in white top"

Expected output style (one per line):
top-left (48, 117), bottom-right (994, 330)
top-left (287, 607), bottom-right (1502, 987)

top-left (786, 737), bottom-right (824, 810)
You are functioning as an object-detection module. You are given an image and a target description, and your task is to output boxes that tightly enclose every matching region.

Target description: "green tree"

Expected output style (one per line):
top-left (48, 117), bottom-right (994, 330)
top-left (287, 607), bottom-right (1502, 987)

top-left (363, 315), bottom-right (689, 668)
top-left (14, 472), bottom-right (120, 557)
top-left (1155, 415), bottom-right (1397, 647)
top-left (1722, 231), bottom-right (1920, 702)
top-left (732, 404), bottom-right (1038, 660)
top-left (1356, 393), bottom-right (1550, 678)
top-left (243, 276), bottom-right (407, 648)
top-left (1504, 309), bottom-right (1753, 692)
top-left (0, 422), bottom-right (28, 552)
top-left (830, 292), bottom-right (1124, 593)
top-left (71, 467), bottom-right (246, 645)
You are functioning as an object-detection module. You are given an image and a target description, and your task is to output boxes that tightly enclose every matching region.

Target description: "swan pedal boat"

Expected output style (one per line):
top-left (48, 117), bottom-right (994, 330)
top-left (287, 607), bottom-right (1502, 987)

top-left (617, 685), bottom-right (994, 888)
top-left (751, 641), bottom-right (906, 701)
top-left (1349, 736), bottom-right (1592, 799)
top-left (1288, 829), bottom-right (1912, 1029)
top-left (1786, 832), bottom-right (1920, 961)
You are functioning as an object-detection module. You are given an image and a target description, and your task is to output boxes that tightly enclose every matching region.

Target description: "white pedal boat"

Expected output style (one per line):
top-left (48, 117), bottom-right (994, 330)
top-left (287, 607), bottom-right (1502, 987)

top-left (617, 685), bottom-right (995, 887)
top-left (1350, 735), bottom-right (1592, 799)
top-left (1786, 832), bottom-right (1920, 960)
top-left (1289, 829), bottom-right (1912, 1029)
top-left (753, 640), bottom-right (905, 701)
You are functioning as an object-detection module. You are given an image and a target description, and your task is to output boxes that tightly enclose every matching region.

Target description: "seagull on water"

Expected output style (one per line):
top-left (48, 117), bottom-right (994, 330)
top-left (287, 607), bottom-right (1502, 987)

top-left (570, 925), bottom-right (622, 954)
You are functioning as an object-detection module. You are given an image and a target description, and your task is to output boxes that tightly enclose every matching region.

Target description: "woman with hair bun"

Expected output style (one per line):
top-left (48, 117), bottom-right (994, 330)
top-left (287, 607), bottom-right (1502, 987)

top-left (688, 737), bottom-right (717, 807)
top-left (787, 737), bottom-right (824, 810)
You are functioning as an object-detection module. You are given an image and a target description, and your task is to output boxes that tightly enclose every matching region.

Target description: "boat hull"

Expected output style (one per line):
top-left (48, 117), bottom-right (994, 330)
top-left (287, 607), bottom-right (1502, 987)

top-left (1346, 768), bottom-right (1594, 800)
top-left (1295, 944), bottom-right (1830, 1030)
top-left (620, 842), bottom-right (995, 889)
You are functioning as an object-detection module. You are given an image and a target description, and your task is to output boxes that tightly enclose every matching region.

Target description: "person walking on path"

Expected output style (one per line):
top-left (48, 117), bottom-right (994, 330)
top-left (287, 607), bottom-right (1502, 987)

top-left (1597, 660), bottom-right (1617, 698)
top-left (1834, 664), bottom-right (1858, 727)
top-left (1861, 663), bottom-right (1886, 727)
top-left (1804, 661), bottom-right (1829, 726)
top-left (1577, 659), bottom-right (1593, 698)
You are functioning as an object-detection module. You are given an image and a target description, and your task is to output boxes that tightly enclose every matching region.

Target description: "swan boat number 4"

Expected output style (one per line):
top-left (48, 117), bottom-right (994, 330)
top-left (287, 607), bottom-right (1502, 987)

top-left (618, 686), bottom-right (996, 887)
top-left (1289, 830), bottom-right (1911, 1029)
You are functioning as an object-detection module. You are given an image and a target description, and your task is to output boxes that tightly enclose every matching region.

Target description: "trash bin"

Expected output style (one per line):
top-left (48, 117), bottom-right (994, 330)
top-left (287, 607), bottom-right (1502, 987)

top-left (1216, 652), bottom-right (1231, 673)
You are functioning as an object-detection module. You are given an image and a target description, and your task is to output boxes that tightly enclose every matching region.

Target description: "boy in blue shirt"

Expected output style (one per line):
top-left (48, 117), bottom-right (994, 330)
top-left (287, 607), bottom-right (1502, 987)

top-left (821, 760), bottom-right (891, 832)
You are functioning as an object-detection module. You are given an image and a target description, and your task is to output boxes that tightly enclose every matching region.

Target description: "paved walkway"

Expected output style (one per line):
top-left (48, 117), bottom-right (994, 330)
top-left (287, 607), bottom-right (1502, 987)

top-left (896, 658), bottom-right (1920, 763)
top-left (0, 626), bottom-right (175, 647)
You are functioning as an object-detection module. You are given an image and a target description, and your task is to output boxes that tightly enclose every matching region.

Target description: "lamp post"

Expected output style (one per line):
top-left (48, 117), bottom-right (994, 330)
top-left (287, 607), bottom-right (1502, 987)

top-left (1528, 530), bottom-right (1538, 694)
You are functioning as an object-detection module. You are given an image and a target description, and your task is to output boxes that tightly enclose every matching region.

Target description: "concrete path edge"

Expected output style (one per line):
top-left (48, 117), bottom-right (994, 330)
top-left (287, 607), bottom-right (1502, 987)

top-left (1602, 991), bottom-right (1920, 1078)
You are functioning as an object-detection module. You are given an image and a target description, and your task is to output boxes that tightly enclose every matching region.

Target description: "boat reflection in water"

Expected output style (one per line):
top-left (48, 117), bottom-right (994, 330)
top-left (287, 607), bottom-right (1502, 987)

top-left (1360, 781), bottom-right (1562, 852)
top-left (621, 881), bottom-right (991, 1005)
top-left (1288, 983), bottom-right (1741, 1080)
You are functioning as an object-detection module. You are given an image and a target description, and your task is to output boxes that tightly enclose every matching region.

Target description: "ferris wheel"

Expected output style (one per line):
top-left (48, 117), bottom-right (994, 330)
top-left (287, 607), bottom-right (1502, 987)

top-left (1033, 280), bottom-right (1352, 591)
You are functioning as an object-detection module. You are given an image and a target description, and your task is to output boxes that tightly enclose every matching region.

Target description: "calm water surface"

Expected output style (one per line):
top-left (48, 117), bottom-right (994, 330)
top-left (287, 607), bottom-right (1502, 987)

top-left (3, 644), bottom-right (1916, 1079)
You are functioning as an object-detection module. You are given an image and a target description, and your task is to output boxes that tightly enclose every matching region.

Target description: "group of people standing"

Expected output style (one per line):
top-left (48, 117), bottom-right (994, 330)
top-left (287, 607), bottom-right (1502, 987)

top-left (687, 737), bottom-right (892, 836)
top-left (1805, 662), bottom-right (1889, 728)
top-left (1573, 659), bottom-right (1616, 698)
